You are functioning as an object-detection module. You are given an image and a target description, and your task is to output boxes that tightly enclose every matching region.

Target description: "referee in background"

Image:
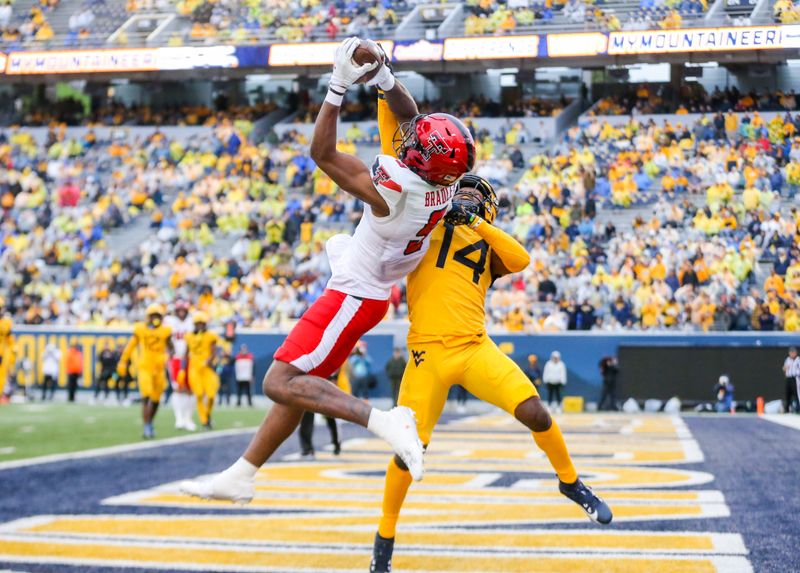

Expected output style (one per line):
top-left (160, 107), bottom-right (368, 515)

top-left (783, 347), bottom-right (799, 413)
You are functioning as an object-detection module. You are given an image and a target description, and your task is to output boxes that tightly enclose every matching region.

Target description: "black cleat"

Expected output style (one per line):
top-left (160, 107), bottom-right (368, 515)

top-left (369, 532), bottom-right (394, 572)
top-left (559, 478), bottom-right (613, 524)
top-left (333, 441), bottom-right (341, 456)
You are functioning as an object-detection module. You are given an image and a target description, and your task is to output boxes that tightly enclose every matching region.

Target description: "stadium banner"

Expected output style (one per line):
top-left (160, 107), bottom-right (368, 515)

top-left (442, 35), bottom-right (542, 60)
top-left (0, 52), bottom-right (6, 75)
top-left (607, 25), bottom-right (799, 55)
top-left (4, 45), bottom-right (264, 75)
top-left (392, 39), bottom-right (444, 62)
top-left (9, 328), bottom-right (797, 400)
top-left (546, 32), bottom-right (608, 58)
top-left (268, 40), bottom-right (394, 67)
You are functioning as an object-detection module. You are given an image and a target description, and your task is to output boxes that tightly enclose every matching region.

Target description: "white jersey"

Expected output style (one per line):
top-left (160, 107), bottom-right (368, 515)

top-left (164, 315), bottom-right (194, 358)
top-left (326, 154), bottom-right (454, 300)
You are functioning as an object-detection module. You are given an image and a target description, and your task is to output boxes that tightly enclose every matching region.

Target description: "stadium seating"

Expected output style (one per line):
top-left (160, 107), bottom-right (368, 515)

top-left (2, 103), bottom-right (798, 331)
top-left (2, 0), bottom-right (793, 49)
top-left (590, 86), bottom-right (800, 116)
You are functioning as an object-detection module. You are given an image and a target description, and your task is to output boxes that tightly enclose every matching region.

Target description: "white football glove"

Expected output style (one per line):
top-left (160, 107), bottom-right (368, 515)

top-left (327, 37), bottom-right (378, 103)
top-left (364, 40), bottom-right (396, 92)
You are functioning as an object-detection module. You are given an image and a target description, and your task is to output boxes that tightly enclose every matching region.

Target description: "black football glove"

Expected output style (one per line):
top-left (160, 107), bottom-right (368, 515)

top-left (445, 203), bottom-right (480, 227)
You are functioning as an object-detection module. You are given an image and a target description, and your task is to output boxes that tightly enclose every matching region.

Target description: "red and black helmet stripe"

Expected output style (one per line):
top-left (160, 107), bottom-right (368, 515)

top-left (445, 114), bottom-right (475, 173)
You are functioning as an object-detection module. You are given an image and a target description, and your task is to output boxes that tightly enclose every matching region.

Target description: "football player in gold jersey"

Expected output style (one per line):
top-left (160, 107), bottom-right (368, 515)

top-left (185, 311), bottom-right (220, 430)
top-left (118, 304), bottom-right (174, 439)
top-left (369, 95), bottom-right (612, 572)
top-left (0, 313), bottom-right (14, 401)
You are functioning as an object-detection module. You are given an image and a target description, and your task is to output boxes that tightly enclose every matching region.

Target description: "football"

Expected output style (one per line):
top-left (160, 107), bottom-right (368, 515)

top-left (352, 40), bottom-right (382, 84)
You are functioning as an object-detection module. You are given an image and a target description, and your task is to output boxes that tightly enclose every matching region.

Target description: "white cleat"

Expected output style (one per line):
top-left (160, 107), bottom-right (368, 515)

top-left (184, 420), bottom-right (197, 432)
top-left (179, 472), bottom-right (255, 504)
top-left (369, 406), bottom-right (424, 481)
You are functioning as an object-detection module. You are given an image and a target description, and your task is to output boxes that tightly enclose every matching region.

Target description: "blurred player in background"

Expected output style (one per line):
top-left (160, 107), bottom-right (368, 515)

top-left (181, 36), bottom-right (474, 503)
top-left (117, 304), bottom-right (174, 439)
top-left (93, 342), bottom-right (119, 404)
top-left (369, 93), bottom-right (612, 572)
top-left (165, 301), bottom-right (196, 431)
top-left (185, 311), bottom-right (220, 430)
top-left (0, 311), bottom-right (15, 403)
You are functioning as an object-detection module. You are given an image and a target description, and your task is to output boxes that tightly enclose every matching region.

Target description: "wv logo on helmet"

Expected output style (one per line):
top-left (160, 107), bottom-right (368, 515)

top-left (420, 130), bottom-right (452, 160)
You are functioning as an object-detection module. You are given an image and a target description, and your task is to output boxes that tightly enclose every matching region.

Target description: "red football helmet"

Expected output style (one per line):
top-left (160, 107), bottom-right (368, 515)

top-left (393, 113), bottom-right (475, 187)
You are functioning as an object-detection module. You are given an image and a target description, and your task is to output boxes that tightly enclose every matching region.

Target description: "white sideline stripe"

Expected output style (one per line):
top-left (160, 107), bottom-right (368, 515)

top-left (0, 427), bottom-right (258, 471)
top-left (290, 295), bottom-right (362, 373)
top-left (763, 414), bottom-right (800, 432)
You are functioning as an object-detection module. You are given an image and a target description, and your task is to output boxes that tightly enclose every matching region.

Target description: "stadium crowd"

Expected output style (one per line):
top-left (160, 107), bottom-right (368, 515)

top-left (0, 0), bottom-right (60, 47)
top-left (1, 101), bottom-right (799, 331)
top-left (592, 85), bottom-right (800, 116)
top-left (162, 0), bottom-right (402, 44)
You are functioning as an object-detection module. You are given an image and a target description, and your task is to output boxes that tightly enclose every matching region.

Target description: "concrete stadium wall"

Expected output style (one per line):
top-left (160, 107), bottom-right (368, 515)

top-left (9, 328), bottom-right (797, 403)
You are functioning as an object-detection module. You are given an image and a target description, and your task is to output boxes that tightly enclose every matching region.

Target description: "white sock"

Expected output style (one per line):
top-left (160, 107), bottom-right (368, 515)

top-left (172, 394), bottom-right (181, 421)
top-left (226, 457), bottom-right (258, 479)
top-left (367, 408), bottom-right (387, 438)
top-left (183, 394), bottom-right (195, 423)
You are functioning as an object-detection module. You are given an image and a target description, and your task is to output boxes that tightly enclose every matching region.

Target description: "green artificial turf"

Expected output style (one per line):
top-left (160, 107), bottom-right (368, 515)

top-left (0, 401), bottom-right (266, 462)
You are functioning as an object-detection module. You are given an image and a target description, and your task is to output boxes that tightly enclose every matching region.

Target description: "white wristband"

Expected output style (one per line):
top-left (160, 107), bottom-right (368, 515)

top-left (378, 73), bottom-right (395, 92)
top-left (325, 88), bottom-right (344, 107)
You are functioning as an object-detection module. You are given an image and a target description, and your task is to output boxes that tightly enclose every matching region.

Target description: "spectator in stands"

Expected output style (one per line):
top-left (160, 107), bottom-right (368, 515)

top-left (714, 375), bottom-right (734, 413)
top-left (598, 356), bottom-right (619, 411)
top-left (65, 344), bottom-right (83, 403)
top-left (783, 347), bottom-right (799, 413)
top-left (0, 2), bottom-right (11, 30)
top-left (543, 351), bottom-right (567, 412)
top-left (41, 342), bottom-right (61, 401)
top-left (234, 344), bottom-right (254, 407)
top-left (384, 347), bottom-right (406, 408)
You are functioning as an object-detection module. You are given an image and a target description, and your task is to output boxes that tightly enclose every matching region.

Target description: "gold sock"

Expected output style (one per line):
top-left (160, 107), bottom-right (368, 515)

top-left (196, 396), bottom-right (207, 425)
top-left (206, 397), bottom-right (214, 423)
top-left (377, 457), bottom-right (413, 539)
top-left (533, 419), bottom-right (578, 484)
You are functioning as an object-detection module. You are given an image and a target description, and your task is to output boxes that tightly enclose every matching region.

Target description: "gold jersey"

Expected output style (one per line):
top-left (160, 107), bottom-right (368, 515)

top-left (186, 330), bottom-right (220, 365)
top-left (131, 322), bottom-right (172, 369)
top-left (407, 222), bottom-right (493, 344)
top-left (0, 317), bottom-right (12, 350)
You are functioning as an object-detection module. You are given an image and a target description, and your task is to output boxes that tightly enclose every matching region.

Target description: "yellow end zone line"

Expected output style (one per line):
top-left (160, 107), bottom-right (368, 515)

top-left (2, 516), bottom-right (749, 555)
top-left (0, 551), bottom-right (755, 573)
top-left (93, 497), bottom-right (733, 525)
top-left (0, 537), bottom-right (755, 573)
top-left (104, 486), bottom-right (726, 506)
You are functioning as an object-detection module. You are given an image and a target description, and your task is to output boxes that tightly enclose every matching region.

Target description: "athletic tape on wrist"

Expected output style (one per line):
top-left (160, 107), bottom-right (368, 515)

top-left (325, 87), bottom-right (345, 107)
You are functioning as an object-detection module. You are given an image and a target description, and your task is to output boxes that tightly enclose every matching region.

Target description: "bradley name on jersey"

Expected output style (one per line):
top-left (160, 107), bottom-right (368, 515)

top-left (370, 156), bottom-right (455, 210)
top-left (424, 187), bottom-right (454, 208)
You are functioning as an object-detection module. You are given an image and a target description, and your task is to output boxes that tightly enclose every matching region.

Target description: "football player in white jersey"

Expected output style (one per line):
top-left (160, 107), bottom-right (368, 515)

top-left (165, 300), bottom-right (196, 431)
top-left (180, 37), bottom-right (475, 504)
